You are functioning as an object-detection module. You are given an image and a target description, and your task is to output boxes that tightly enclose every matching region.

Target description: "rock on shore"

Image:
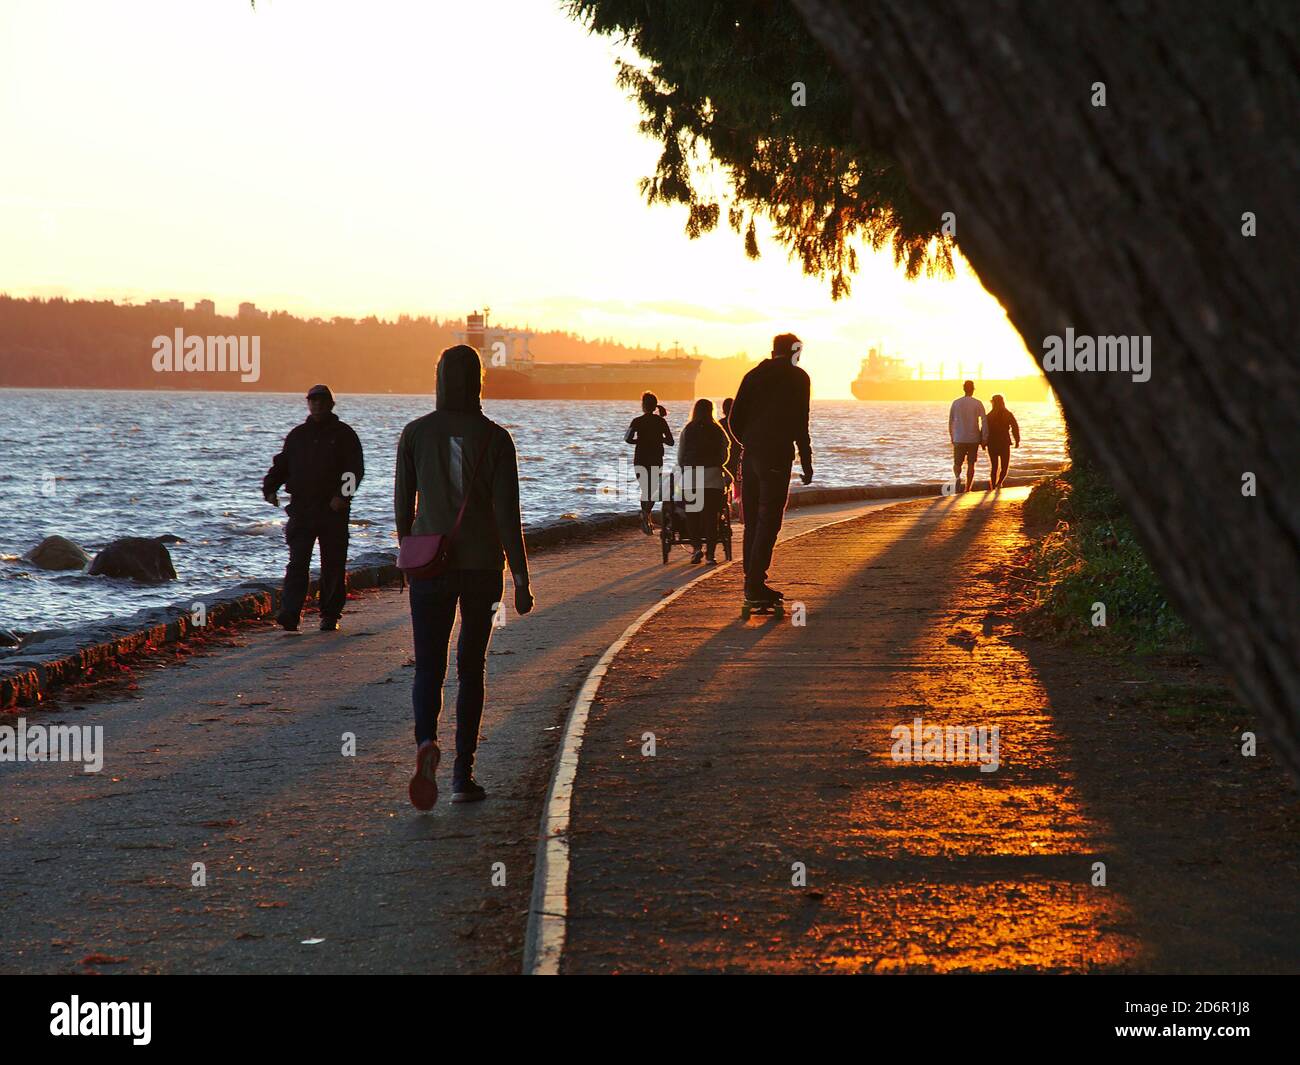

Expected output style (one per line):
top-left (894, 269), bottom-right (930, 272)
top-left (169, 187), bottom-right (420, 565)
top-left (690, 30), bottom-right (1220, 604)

top-left (87, 537), bottom-right (179, 582)
top-left (23, 535), bottom-right (91, 571)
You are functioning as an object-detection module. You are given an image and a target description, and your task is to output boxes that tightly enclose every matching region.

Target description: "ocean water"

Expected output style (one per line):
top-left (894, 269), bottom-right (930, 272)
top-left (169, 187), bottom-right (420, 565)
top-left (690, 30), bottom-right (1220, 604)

top-left (0, 388), bottom-right (1066, 632)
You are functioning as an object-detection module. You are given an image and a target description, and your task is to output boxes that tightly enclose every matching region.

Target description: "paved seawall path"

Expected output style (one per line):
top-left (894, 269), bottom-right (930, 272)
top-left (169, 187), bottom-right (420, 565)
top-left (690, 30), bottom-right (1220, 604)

top-left (5, 486), bottom-right (1295, 974)
top-left (562, 489), bottom-right (1300, 973)
top-left (0, 494), bottom-right (912, 974)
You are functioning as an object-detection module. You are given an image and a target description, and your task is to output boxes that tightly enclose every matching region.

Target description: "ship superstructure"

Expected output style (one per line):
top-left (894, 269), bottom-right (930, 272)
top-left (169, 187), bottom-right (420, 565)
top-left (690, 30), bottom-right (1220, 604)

top-left (458, 309), bottom-right (701, 400)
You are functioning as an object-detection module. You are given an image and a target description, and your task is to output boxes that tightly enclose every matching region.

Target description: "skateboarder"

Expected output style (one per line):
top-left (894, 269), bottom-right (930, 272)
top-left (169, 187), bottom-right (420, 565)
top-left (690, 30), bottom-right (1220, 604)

top-left (728, 333), bottom-right (813, 605)
top-left (262, 384), bottom-right (364, 632)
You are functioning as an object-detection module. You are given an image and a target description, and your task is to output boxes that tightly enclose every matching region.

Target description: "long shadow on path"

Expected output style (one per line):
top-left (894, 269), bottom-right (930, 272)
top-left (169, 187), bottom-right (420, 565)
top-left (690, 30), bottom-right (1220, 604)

top-left (564, 491), bottom-right (1154, 973)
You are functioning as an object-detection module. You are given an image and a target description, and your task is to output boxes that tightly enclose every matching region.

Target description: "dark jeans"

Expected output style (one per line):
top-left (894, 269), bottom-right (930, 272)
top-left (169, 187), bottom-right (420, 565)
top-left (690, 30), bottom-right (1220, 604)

top-left (282, 509), bottom-right (349, 623)
top-left (988, 443), bottom-right (1011, 487)
top-left (741, 455), bottom-right (792, 595)
top-left (686, 487), bottom-right (725, 556)
top-left (408, 567), bottom-right (504, 782)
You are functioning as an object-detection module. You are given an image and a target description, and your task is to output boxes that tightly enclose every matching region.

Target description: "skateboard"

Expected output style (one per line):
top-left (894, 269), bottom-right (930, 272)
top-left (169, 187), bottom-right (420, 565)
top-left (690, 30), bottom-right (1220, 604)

top-left (740, 597), bottom-right (784, 619)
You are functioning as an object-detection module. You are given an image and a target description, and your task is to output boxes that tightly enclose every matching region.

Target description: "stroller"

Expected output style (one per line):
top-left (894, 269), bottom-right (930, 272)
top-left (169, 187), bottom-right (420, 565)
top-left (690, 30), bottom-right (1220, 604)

top-left (658, 469), bottom-right (734, 564)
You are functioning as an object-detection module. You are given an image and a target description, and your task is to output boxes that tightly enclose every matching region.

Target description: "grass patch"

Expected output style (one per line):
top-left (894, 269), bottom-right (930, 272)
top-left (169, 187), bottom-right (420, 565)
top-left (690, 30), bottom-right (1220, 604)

top-left (1018, 463), bottom-right (1198, 653)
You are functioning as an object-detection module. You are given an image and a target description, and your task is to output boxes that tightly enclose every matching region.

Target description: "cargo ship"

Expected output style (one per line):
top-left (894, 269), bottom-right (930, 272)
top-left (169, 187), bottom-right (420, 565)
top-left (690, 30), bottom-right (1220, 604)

top-left (459, 310), bottom-right (701, 400)
top-left (850, 347), bottom-right (1050, 402)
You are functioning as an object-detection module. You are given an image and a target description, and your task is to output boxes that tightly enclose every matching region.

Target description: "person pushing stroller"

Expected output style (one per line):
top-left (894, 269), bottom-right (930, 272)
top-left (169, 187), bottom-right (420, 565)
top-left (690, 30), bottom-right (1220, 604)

top-left (675, 398), bottom-right (731, 564)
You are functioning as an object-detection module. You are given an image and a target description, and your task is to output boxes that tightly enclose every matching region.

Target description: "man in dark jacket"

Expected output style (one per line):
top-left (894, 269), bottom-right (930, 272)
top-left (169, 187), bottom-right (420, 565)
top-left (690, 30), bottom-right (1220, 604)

top-left (262, 384), bottom-right (365, 632)
top-left (728, 333), bottom-right (813, 602)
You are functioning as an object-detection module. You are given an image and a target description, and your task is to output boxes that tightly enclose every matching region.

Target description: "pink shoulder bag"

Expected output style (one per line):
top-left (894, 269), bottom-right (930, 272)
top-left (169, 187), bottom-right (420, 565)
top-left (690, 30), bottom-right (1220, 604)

top-left (397, 435), bottom-right (492, 580)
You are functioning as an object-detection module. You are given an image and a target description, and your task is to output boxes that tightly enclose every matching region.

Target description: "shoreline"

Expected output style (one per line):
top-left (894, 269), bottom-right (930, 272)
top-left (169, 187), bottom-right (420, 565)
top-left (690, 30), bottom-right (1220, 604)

top-left (0, 469), bottom-right (1059, 709)
top-left (2, 383), bottom-right (1062, 403)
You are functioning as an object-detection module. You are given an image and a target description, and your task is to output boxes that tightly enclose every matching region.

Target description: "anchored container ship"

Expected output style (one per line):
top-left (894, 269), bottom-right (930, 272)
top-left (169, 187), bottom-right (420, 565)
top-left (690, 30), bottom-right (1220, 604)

top-left (459, 311), bottom-right (701, 400)
top-left (851, 348), bottom-right (1050, 402)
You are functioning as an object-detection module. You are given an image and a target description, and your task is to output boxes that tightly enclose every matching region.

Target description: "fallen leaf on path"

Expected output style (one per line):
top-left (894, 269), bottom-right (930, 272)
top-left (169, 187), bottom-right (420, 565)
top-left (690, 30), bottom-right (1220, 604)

top-left (81, 954), bottom-right (128, 965)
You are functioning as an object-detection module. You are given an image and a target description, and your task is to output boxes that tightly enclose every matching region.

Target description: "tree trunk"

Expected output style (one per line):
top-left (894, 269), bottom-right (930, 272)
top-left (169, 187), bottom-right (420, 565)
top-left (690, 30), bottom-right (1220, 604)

top-left (792, 0), bottom-right (1300, 774)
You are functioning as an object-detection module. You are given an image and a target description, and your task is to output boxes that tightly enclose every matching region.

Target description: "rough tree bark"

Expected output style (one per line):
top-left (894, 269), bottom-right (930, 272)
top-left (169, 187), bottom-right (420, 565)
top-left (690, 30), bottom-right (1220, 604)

top-left (791, 0), bottom-right (1299, 773)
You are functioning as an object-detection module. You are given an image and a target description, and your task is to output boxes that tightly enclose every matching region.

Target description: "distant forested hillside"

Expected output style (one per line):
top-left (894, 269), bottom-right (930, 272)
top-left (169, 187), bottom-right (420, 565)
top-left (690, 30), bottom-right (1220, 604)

top-left (0, 295), bottom-right (698, 394)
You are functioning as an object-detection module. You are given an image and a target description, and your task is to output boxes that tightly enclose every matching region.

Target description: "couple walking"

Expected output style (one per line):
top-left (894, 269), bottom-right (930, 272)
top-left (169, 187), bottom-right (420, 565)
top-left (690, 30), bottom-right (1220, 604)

top-left (262, 346), bottom-right (532, 809)
top-left (948, 380), bottom-right (1022, 492)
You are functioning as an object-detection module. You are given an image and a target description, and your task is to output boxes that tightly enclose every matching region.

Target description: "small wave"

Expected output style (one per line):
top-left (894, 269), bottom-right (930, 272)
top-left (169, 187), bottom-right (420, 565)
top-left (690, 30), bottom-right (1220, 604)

top-left (230, 521), bottom-right (282, 535)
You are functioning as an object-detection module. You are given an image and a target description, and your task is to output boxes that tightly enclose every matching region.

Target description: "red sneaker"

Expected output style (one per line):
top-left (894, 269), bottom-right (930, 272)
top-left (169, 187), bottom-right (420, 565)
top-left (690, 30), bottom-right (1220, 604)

top-left (408, 740), bottom-right (440, 810)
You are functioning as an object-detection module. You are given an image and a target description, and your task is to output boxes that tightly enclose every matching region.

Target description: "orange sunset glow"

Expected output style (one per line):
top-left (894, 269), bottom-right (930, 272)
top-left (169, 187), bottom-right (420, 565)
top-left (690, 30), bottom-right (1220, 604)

top-left (0, 0), bottom-right (1040, 398)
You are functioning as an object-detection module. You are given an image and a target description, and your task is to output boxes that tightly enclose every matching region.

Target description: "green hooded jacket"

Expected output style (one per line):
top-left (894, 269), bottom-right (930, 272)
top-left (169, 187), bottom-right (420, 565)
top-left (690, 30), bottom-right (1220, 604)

top-left (394, 346), bottom-right (529, 579)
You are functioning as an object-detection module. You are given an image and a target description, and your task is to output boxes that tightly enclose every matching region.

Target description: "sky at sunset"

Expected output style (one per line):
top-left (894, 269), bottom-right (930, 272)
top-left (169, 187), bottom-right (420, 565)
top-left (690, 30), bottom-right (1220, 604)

top-left (0, 0), bottom-right (1042, 398)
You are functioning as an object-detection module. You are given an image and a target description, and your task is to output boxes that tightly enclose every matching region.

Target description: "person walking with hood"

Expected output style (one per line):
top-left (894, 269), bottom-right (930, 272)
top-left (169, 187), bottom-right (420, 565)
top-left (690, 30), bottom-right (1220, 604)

top-left (263, 384), bottom-right (364, 632)
top-left (728, 333), bottom-right (813, 603)
top-left (395, 345), bottom-right (534, 808)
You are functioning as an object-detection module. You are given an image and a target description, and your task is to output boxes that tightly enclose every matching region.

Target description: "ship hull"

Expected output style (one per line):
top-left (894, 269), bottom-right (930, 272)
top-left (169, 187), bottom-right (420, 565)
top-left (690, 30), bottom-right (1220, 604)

top-left (481, 368), bottom-right (538, 399)
top-left (851, 377), bottom-right (1051, 402)
top-left (483, 360), bottom-right (700, 401)
top-left (518, 380), bottom-right (696, 401)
